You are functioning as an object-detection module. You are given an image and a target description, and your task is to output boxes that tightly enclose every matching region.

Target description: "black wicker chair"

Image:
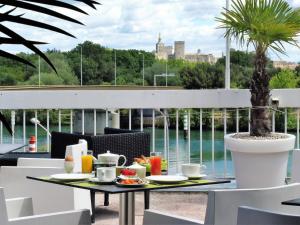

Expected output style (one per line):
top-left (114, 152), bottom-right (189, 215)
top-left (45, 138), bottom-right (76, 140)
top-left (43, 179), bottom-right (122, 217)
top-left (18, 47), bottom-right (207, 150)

top-left (50, 127), bottom-right (151, 208)
top-left (51, 127), bottom-right (151, 166)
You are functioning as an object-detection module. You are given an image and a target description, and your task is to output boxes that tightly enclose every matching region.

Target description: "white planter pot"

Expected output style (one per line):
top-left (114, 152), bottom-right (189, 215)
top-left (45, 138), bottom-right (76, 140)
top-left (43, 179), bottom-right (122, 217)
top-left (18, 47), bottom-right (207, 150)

top-left (225, 133), bottom-right (295, 188)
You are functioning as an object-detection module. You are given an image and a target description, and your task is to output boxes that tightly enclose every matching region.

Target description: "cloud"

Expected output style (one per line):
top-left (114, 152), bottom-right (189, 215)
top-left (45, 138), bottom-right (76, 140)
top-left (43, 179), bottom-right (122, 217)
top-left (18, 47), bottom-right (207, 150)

top-left (1, 0), bottom-right (300, 62)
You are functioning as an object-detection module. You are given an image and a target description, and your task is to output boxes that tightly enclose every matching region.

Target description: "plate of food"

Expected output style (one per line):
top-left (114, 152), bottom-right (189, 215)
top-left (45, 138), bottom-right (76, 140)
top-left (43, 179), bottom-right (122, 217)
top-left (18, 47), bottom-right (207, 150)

top-left (50, 173), bottom-right (92, 181)
top-left (115, 177), bottom-right (148, 188)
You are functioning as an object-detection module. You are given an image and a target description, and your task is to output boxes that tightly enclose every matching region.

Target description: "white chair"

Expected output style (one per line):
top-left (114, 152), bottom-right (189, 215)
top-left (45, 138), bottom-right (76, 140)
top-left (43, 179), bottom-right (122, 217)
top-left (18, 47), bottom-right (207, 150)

top-left (0, 187), bottom-right (91, 225)
top-left (143, 183), bottom-right (300, 225)
top-left (237, 206), bottom-right (300, 225)
top-left (17, 158), bottom-right (64, 168)
top-left (291, 149), bottom-right (300, 183)
top-left (0, 158), bottom-right (91, 215)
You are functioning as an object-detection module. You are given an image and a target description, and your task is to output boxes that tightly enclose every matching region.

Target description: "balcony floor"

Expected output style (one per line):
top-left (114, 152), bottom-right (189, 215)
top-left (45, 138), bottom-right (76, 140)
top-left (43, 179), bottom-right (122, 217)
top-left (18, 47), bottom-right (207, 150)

top-left (93, 192), bottom-right (207, 225)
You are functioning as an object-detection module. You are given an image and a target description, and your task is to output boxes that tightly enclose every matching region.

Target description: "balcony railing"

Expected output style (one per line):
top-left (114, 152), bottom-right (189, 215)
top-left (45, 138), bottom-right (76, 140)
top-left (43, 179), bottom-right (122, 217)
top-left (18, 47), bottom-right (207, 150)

top-left (0, 88), bottom-right (299, 178)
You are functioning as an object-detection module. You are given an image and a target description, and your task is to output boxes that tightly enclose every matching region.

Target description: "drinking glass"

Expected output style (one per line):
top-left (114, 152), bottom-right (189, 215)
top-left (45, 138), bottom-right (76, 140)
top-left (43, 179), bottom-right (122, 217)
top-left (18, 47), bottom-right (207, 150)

top-left (150, 152), bottom-right (162, 175)
top-left (82, 150), bottom-right (94, 174)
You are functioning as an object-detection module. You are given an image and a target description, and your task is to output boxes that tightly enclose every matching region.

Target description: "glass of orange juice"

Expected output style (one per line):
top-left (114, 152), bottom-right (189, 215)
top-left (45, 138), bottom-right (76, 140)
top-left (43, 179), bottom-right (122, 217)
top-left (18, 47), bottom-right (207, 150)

top-left (150, 152), bottom-right (162, 175)
top-left (82, 150), bottom-right (94, 174)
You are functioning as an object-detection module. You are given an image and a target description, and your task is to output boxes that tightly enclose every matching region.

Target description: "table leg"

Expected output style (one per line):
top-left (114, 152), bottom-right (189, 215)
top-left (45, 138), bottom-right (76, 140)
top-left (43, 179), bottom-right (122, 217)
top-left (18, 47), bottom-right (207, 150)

top-left (144, 190), bottom-right (150, 209)
top-left (90, 191), bottom-right (96, 223)
top-left (104, 192), bottom-right (109, 206)
top-left (119, 192), bottom-right (135, 225)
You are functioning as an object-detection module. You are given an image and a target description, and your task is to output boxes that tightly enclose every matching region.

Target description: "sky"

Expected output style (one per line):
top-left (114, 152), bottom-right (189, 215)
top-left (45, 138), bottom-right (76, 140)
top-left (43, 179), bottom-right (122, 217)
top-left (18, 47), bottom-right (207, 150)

top-left (2, 0), bottom-right (300, 62)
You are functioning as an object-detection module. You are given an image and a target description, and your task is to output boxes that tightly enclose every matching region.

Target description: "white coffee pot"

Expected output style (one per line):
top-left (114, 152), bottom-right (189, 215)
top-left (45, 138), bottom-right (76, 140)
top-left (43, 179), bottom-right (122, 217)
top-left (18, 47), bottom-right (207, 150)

top-left (97, 151), bottom-right (127, 166)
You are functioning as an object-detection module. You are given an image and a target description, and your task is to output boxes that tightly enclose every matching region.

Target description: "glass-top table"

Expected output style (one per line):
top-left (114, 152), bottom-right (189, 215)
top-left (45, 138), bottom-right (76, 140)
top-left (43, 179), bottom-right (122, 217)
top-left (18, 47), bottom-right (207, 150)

top-left (27, 176), bottom-right (230, 225)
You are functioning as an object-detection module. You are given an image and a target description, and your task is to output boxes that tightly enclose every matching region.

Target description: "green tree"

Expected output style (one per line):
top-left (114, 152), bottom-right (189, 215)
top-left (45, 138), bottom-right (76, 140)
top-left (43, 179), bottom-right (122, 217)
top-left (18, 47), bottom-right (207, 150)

top-left (179, 63), bottom-right (224, 89)
top-left (217, 0), bottom-right (300, 136)
top-left (270, 70), bottom-right (298, 89)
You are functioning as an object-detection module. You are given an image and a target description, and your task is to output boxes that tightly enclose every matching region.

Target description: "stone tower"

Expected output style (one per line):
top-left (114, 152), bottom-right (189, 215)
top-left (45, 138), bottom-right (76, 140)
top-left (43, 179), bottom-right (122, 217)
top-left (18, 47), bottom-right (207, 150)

top-left (174, 41), bottom-right (185, 59)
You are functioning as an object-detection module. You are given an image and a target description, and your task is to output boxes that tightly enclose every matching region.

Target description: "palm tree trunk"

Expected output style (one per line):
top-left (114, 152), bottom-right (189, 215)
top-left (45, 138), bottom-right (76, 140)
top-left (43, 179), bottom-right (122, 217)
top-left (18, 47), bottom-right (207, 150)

top-left (250, 47), bottom-right (271, 136)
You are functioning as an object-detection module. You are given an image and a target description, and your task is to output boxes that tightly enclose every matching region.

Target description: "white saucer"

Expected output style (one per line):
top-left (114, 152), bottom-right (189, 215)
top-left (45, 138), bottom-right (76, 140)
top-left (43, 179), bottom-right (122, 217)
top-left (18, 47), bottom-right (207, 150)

top-left (88, 177), bottom-right (115, 184)
top-left (185, 174), bottom-right (207, 179)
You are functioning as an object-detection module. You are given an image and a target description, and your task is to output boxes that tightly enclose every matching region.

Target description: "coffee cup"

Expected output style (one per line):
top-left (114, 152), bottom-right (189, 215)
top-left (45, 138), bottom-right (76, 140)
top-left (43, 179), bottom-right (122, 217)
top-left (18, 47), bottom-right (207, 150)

top-left (97, 167), bottom-right (116, 182)
top-left (181, 164), bottom-right (206, 177)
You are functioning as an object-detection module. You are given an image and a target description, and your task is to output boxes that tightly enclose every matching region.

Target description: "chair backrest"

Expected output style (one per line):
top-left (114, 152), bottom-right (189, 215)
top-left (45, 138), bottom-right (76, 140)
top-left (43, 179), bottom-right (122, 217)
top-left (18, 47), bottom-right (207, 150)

top-left (17, 158), bottom-right (64, 168)
top-left (104, 127), bottom-right (136, 134)
top-left (291, 149), bottom-right (300, 183)
top-left (51, 132), bottom-right (93, 159)
top-left (143, 210), bottom-right (201, 225)
top-left (237, 206), bottom-right (300, 225)
top-left (204, 183), bottom-right (300, 225)
top-left (0, 187), bottom-right (8, 225)
top-left (91, 131), bottom-right (151, 166)
top-left (0, 166), bottom-right (77, 214)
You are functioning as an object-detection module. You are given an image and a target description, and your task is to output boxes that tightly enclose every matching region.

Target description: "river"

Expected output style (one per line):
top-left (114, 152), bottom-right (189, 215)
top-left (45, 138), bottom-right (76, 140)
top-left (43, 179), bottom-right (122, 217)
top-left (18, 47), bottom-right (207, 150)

top-left (2, 125), bottom-right (294, 177)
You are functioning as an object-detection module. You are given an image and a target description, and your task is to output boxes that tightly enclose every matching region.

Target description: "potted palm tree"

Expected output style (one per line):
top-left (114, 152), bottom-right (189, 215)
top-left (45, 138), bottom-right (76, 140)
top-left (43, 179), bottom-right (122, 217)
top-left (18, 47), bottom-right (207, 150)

top-left (217, 0), bottom-right (300, 188)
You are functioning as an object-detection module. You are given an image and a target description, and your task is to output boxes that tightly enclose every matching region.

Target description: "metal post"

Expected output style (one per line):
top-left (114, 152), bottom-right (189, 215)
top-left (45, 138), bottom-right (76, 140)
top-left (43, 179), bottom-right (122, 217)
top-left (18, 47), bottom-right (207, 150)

top-left (285, 108), bottom-right (288, 134)
top-left (129, 109), bottom-right (132, 130)
top-left (212, 109), bottom-right (215, 176)
top-left (236, 108), bottom-right (239, 133)
top-left (297, 109), bottom-right (300, 149)
top-left (272, 110), bottom-right (276, 133)
top-left (58, 110), bottom-right (61, 132)
top-left (35, 110), bottom-right (38, 149)
top-left (176, 109), bottom-right (179, 173)
top-left (0, 111), bottom-right (3, 144)
top-left (82, 109), bottom-right (85, 135)
top-left (188, 110), bottom-right (191, 163)
top-left (38, 56), bottom-right (41, 87)
top-left (165, 61), bottom-right (168, 87)
top-left (142, 54), bottom-right (145, 86)
top-left (225, 0), bottom-right (231, 89)
top-left (105, 109), bottom-right (109, 127)
top-left (152, 109), bottom-right (155, 153)
top-left (114, 50), bottom-right (117, 86)
top-left (200, 109), bottom-right (203, 165)
top-left (140, 109), bottom-right (143, 131)
top-left (70, 110), bottom-right (73, 133)
top-left (224, 109), bottom-right (227, 177)
top-left (94, 109), bottom-right (97, 136)
top-left (23, 110), bottom-right (26, 151)
top-left (80, 46), bottom-right (83, 86)
top-left (47, 110), bottom-right (50, 152)
top-left (119, 193), bottom-right (135, 225)
top-left (11, 111), bottom-right (15, 144)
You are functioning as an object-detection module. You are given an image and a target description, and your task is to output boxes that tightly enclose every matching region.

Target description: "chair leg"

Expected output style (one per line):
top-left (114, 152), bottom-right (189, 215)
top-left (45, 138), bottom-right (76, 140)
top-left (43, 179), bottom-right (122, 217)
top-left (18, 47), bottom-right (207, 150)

top-left (144, 190), bottom-right (150, 209)
top-left (90, 191), bottom-right (95, 223)
top-left (104, 193), bottom-right (109, 206)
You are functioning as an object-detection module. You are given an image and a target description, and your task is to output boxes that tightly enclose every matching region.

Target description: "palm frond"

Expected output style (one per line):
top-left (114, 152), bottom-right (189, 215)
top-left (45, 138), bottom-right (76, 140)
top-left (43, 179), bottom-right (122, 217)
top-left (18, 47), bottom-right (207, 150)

top-left (0, 0), bottom-right (100, 71)
top-left (0, 0), bottom-right (99, 136)
top-left (216, 0), bottom-right (300, 54)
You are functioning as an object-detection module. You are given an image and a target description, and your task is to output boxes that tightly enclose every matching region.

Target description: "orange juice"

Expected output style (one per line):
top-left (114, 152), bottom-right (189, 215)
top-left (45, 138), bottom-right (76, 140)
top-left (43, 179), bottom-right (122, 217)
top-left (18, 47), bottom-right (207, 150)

top-left (82, 155), bottom-right (93, 173)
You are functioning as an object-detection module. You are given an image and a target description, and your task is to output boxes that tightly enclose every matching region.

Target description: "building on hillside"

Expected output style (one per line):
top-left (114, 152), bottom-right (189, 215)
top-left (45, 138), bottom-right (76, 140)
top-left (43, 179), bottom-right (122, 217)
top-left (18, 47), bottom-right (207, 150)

top-left (185, 49), bottom-right (216, 64)
top-left (155, 34), bottom-right (173, 60)
top-left (174, 41), bottom-right (185, 59)
top-left (273, 61), bottom-right (298, 70)
top-left (154, 34), bottom-right (217, 64)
